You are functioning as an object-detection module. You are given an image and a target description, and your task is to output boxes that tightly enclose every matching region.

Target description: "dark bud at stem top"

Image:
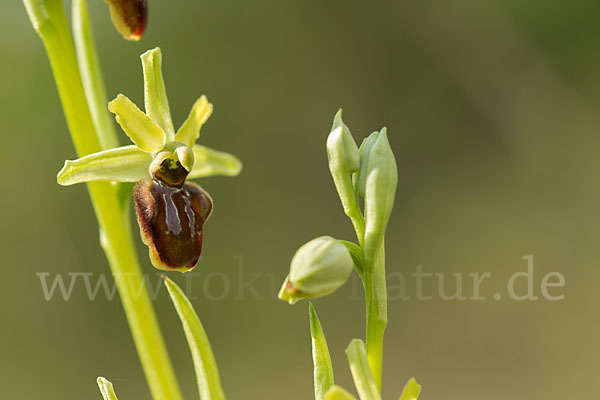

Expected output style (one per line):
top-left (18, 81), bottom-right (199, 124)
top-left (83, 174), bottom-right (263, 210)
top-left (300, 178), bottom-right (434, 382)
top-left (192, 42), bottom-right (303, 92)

top-left (105, 0), bottom-right (148, 41)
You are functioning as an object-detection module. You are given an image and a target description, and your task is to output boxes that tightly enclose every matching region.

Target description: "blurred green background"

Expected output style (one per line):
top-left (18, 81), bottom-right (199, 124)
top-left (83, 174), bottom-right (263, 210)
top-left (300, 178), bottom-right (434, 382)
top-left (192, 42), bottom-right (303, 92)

top-left (2, 0), bottom-right (599, 398)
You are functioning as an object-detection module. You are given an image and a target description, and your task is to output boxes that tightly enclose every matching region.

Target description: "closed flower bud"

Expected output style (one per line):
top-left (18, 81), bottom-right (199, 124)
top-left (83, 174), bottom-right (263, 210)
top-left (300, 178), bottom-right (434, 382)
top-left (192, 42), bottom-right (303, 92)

top-left (134, 164), bottom-right (213, 272)
top-left (360, 128), bottom-right (397, 267)
top-left (326, 110), bottom-right (361, 218)
top-left (278, 236), bottom-right (354, 304)
top-left (327, 110), bottom-right (360, 173)
top-left (105, 0), bottom-right (147, 41)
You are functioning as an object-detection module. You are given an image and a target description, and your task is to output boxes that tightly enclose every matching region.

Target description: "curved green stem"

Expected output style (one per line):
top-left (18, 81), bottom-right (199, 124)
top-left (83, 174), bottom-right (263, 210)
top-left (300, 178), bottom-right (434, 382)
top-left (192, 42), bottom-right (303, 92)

top-left (23, 1), bottom-right (182, 399)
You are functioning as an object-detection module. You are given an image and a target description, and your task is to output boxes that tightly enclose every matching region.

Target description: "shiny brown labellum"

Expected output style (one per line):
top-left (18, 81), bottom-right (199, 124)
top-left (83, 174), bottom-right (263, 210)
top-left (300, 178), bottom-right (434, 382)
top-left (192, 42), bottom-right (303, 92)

top-left (134, 178), bottom-right (213, 272)
top-left (105, 0), bottom-right (148, 41)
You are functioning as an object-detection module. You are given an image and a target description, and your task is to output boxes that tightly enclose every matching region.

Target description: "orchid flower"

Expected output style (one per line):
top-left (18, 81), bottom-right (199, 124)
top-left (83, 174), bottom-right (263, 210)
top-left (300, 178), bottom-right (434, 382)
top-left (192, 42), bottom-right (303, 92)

top-left (58, 47), bottom-right (241, 272)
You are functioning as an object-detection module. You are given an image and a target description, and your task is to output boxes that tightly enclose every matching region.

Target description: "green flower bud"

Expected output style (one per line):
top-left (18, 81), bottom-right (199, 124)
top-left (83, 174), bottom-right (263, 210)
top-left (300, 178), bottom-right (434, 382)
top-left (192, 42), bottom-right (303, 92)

top-left (278, 236), bottom-right (354, 304)
top-left (327, 110), bottom-right (361, 218)
top-left (327, 110), bottom-right (360, 173)
top-left (105, 0), bottom-right (148, 41)
top-left (361, 128), bottom-right (397, 266)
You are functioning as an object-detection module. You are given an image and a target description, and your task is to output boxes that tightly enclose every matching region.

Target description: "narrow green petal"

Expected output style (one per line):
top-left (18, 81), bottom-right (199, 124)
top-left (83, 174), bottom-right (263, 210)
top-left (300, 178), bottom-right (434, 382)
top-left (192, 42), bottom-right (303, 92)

top-left (309, 303), bottom-right (335, 400)
top-left (108, 94), bottom-right (167, 153)
top-left (175, 96), bottom-right (213, 147)
top-left (141, 48), bottom-right (175, 137)
top-left (163, 277), bottom-right (226, 400)
top-left (57, 145), bottom-right (151, 185)
top-left (97, 377), bottom-right (119, 400)
top-left (325, 386), bottom-right (358, 400)
top-left (345, 339), bottom-right (381, 400)
top-left (399, 378), bottom-right (421, 400)
top-left (189, 145), bottom-right (242, 178)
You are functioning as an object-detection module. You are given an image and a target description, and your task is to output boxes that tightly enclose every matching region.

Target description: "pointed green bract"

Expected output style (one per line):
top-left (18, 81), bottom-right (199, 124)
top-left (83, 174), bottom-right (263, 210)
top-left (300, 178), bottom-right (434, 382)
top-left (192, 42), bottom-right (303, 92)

top-left (163, 277), bottom-right (226, 400)
top-left (362, 128), bottom-right (397, 268)
top-left (309, 303), bottom-right (335, 400)
top-left (325, 386), bottom-right (358, 400)
top-left (175, 96), bottom-right (213, 147)
top-left (141, 48), bottom-right (175, 137)
top-left (57, 145), bottom-right (152, 185)
top-left (189, 144), bottom-right (243, 178)
top-left (345, 339), bottom-right (381, 400)
top-left (339, 240), bottom-right (364, 276)
top-left (399, 378), bottom-right (421, 400)
top-left (109, 94), bottom-right (167, 153)
top-left (97, 377), bottom-right (119, 400)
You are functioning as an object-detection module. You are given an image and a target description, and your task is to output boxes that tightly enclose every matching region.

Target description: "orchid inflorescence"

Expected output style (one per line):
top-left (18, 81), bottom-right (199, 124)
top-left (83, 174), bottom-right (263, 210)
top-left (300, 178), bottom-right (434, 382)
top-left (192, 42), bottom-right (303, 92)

top-left (58, 47), bottom-right (241, 272)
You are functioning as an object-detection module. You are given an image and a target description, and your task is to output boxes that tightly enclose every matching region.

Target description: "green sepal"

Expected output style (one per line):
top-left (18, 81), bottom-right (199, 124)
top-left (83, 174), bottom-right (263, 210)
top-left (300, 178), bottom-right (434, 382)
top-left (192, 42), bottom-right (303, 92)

top-left (345, 339), bottom-right (381, 400)
top-left (189, 144), bottom-right (243, 178)
top-left (175, 96), bottom-right (213, 147)
top-left (141, 48), bottom-right (175, 137)
top-left (163, 276), bottom-right (226, 400)
top-left (362, 128), bottom-right (397, 267)
top-left (108, 94), bottom-right (167, 153)
top-left (57, 145), bottom-right (152, 186)
top-left (309, 303), bottom-right (335, 400)
top-left (97, 377), bottom-right (119, 400)
top-left (325, 386), bottom-right (358, 400)
top-left (399, 378), bottom-right (421, 400)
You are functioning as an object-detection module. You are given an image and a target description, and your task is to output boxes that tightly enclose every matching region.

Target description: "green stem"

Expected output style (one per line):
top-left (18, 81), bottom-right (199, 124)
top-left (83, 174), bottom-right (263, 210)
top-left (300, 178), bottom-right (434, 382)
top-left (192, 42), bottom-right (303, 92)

top-left (363, 244), bottom-right (387, 392)
top-left (348, 210), bottom-right (366, 248)
top-left (346, 196), bottom-right (386, 391)
top-left (344, 190), bottom-right (386, 391)
top-left (72, 0), bottom-right (119, 150)
top-left (23, 1), bottom-right (183, 399)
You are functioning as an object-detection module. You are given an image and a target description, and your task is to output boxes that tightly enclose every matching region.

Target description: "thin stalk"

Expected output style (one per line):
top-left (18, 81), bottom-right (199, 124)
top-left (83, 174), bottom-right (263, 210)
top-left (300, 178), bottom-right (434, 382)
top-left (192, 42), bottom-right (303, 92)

top-left (23, 1), bottom-right (183, 399)
top-left (348, 209), bottom-right (366, 248)
top-left (347, 195), bottom-right (386, 391)
top-left (363, 244), bottom-right (387, 391)
top-left (72, 0), bottom-right (119, 150)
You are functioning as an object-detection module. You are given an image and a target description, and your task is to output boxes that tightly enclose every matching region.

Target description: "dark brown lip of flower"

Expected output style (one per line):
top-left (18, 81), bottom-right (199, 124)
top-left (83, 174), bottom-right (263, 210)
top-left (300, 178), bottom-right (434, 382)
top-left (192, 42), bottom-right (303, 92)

top-left (134, 179), bottom-right (213, 271)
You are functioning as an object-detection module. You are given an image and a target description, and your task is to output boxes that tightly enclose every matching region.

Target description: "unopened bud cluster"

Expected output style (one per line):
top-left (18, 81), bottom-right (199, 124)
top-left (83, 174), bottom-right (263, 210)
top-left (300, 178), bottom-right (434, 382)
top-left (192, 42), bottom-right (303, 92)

top-left (279, 110), bottom-right (397, 303)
